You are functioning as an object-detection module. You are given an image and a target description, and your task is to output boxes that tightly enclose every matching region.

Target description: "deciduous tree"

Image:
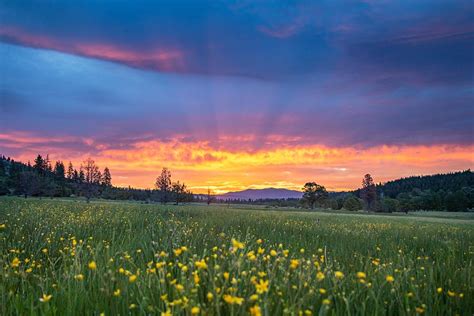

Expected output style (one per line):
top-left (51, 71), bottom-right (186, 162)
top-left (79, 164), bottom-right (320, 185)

top-left (302, 182), bottom-right (328, 209)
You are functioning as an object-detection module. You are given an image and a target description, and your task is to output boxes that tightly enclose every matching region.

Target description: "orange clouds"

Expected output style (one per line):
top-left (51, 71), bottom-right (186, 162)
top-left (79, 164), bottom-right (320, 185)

top-left (2, 132), bottom-right (472, 194)
top-left (96, 140), bottom-right (474, 193)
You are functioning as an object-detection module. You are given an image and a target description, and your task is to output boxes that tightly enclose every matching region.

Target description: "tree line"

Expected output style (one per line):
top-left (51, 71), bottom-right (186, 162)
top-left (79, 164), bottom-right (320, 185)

top-left (0, 154), bottom-right (193, 204)
top-left (1, 154), bottom-right (472, 211)
top-left (301, 171), bottom-right (474, 212)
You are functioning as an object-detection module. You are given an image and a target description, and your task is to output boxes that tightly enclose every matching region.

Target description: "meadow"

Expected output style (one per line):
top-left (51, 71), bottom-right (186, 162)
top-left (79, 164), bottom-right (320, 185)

top-left (0, 197), bottom-right (473, 315)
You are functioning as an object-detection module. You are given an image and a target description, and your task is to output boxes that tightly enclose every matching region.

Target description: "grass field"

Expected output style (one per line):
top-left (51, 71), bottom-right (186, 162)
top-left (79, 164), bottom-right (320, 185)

top-left (0, 197), bottom-right (473, 315)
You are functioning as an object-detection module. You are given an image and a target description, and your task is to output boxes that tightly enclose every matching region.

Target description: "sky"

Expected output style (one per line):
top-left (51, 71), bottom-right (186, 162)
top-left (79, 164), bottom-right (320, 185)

top-left (0, 0), bottom-right (473, 193)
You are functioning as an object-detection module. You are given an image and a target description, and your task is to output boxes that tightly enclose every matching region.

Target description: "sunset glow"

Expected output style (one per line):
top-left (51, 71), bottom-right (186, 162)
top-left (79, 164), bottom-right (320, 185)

top-left (1, 131), bottom-right (472, 193)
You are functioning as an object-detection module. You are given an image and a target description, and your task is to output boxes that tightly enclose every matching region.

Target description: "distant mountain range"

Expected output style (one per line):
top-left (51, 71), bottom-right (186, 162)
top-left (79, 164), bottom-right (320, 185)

top-left (214, 170), bottom-right (474, 200)
top-left (217, 188), bottom-right (302, 200)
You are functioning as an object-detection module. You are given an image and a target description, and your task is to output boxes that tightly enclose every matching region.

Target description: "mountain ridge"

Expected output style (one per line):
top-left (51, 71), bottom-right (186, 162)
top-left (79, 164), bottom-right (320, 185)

top-left (217, 187), bottom-right (302, 200)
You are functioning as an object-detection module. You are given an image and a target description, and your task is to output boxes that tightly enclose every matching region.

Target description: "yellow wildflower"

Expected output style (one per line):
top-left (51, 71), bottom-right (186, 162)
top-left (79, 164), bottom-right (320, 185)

top-left (415, 307), bottom-right (425, 314)
top-left (335, 271), bottom-right (344, 279)
top-left (11, 257), bottom-right (20, 268)
top-left (255, 279), bottom-right (269, 294)
top-left (191, 307), bottom-right (200, 315)
top-left (223, 294), bottom-right (244, 305)
top-left (316, 271), bottom-right (325, 281)
top-left (250, 305), bottom-right (262, 316)
top-left (129, 275), bottom-right (137, 283)
top-left (88, 261), bottom-right (97, 270)
top-left (39, 294), bottom-right (52, 303)
top-left (290, 259), bottom-right (300, 269)
top-left (232, 239), bottom-right (245, 250)
top-left (386, 275), bottom-right (394, 283)
top-left (356, 272), bottom-right (366, 279)
top-left (193, 272), bottom-right (200, 284)
top-left (195, 259), bottom-right (208, 270)
top-left (207, 292), bottom-right (214, 301)
top-left (156, 262), bottom-right (165, 269)
top-left (74, 274), bottom-right (84, 281)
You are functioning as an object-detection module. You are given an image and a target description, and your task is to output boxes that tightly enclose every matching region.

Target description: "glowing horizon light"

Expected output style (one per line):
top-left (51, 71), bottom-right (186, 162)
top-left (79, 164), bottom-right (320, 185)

top-left (2, 132), bottom-right (472, 194)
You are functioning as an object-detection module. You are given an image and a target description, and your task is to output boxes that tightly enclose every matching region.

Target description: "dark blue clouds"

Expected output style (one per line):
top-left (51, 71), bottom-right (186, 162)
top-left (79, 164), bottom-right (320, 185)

top-left (1, 0), bottom-right (470, 79)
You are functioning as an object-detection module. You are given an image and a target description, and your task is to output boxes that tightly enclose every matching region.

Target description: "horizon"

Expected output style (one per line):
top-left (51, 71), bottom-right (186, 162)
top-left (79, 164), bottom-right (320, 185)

top-left (1, 1), bottom-right (473, 194)
top-left (1, 153), bottom-right (471, 195)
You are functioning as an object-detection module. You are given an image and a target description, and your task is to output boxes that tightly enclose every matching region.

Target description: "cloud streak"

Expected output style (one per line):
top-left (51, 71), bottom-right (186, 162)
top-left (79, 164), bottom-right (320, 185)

top-left (0, 26), bottom-right (185, 72)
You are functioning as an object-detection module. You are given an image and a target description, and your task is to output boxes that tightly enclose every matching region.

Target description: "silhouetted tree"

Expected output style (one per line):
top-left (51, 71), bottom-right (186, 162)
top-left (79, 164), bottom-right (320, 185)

top-left (302, 182), bottom-right (328, 209)
top-left (172, 181), bottom-right (187, 205)
top-left (80, 158), bottom-right (101, 202)
top-left (102, 167), bottom-right (112, 187)
top-left (361, 174), bottom-right (377, 211)
top-left (54, 161), bottom-right (65, 179)
top-left (33, 155), bottom-right (45, 174)
top-left (66, 162), bottom-right (74, 179)
top-left (79, 169), bottom-right (85, 183)
top-left (155, 168), bottom-right (172, 204)
top-left (44, 155), bottom-right (52, 172)
top-left (82, 158), bottom-right (101, 184)
top-left (207, 188), bottom-right (214, 205)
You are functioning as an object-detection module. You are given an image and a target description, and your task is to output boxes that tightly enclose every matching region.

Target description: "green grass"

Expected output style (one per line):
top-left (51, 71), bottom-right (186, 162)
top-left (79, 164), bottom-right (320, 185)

top-left (0, 197), bottom-right (473, 315)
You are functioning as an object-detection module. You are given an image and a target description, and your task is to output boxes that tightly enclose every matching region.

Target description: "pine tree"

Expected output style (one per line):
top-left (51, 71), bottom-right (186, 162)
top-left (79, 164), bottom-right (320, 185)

top-left (54, 161), bottom-right (65, 179)
top-left (102, 167), bottom-right (112, 186)
top-left (33, 154), bottom-right (45, 173)
top-left (67, 162), bottom-right (74, 179)
top-left (155, 168), bottom-right (172, 204)
top-left (361, 174), bottom-right (377, 211)
top-left (44, 155), bottom-right (52, 172)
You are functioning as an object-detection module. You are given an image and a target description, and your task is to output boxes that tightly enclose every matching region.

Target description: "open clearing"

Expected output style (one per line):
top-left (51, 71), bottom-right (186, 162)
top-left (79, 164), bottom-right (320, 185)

top-left (1, 197), bottom-right (473, 315)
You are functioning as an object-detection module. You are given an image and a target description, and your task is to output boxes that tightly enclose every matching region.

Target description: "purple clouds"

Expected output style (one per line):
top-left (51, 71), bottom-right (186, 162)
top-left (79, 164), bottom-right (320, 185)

top-left (0, 0), bottom-right (473, 151)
